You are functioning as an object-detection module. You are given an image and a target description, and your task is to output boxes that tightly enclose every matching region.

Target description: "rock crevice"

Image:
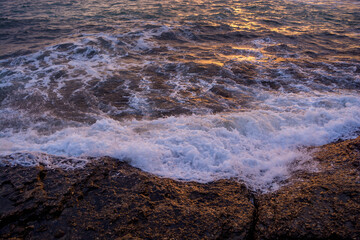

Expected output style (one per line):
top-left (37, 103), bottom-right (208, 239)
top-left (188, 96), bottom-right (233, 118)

top-left (246, 193), bottom-right (259, 240)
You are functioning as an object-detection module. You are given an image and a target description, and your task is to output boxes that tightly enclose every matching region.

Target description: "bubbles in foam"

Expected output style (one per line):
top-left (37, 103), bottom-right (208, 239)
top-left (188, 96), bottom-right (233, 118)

top-left (0, 152), bottom-right (88, 170)
top-left (1, 21), bottom-right (360, 192)
top-left (1, 91), bottom-right (360, 191)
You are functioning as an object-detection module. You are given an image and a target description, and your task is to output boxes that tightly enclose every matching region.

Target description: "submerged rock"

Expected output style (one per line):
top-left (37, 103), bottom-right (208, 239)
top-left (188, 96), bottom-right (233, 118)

top-left (1, 137), bottom-right (360, 239)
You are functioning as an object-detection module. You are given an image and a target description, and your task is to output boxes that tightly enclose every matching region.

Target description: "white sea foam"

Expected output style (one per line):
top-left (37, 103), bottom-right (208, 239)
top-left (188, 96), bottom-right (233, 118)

top-left (1, 26), bottom-right (360, 191)
top-left (1, 91), bottom-right (360, 191)
top-left (0, 152), bottom-right (88, 169)
top-left (0, 29), bottom-right (163, 93)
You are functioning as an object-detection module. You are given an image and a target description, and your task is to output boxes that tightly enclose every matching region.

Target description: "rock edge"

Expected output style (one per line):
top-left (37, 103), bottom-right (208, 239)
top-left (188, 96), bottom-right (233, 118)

top-left (1, 137), bottom-right (360, 239)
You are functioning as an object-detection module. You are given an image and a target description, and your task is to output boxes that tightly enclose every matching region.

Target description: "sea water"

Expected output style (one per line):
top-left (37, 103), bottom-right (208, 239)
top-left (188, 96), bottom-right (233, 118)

top-left (0, 0), bottom-right (359, 191)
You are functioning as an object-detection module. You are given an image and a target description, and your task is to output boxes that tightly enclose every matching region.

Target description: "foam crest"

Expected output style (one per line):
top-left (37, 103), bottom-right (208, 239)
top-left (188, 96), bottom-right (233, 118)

top-left (1, 92), bottom-right (360, 191)
top-left (0, 152), bottom-right (88, 169)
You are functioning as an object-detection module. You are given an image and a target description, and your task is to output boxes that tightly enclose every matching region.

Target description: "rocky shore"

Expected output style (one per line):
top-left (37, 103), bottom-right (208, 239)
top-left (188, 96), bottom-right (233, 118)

top-left (1, 137), bottom-right (360, 239)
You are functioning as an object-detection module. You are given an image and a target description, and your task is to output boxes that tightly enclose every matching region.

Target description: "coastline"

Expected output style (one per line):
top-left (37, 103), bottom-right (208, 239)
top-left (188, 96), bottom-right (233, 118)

top-left (1, 137), bottom-right (359, 239)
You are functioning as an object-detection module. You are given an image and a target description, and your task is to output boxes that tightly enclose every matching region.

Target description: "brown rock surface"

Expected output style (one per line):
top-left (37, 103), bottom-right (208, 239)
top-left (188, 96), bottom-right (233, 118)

top-left (256, 137), bottom-right (360, 239)
top-left (1, 137), bottom-right (360, 239)
top-left (0, 158), bottom-right (254, 240)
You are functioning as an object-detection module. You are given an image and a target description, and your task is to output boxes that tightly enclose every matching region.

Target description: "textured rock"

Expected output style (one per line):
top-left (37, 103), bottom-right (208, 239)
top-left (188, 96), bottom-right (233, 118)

top-left (1, 137), bottom-right (360, 239)
top-left (0, 158), bottom-right (254, 239)
top-left (256, 137), bottom-right (360, 239)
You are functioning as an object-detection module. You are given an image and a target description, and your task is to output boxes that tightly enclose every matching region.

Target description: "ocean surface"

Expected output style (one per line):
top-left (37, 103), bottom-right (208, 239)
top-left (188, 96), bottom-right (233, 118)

top-left (0, 0), bottom-right (359, 191)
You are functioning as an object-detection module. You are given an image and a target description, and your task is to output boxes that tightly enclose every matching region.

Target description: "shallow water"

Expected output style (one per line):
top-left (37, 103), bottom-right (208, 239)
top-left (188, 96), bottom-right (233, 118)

top-left (0, 0), bottom-right (359, 191)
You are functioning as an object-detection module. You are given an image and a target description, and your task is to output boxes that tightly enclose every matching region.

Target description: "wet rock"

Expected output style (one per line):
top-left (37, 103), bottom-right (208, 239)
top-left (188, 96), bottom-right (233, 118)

top-left (256, 137), bottom-right (360, 239)
top-left (1, 137), bottom-right (360, 239)
top-left (0, 158), bottom-right (254, 239)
